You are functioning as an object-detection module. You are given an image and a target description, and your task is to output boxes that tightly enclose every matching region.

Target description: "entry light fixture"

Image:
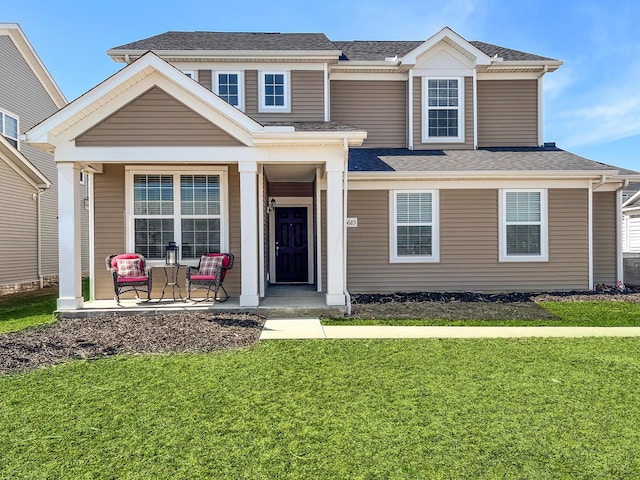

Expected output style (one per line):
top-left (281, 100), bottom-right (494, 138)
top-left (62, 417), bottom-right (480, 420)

top-left (267, 198), bottom-right (277, 213)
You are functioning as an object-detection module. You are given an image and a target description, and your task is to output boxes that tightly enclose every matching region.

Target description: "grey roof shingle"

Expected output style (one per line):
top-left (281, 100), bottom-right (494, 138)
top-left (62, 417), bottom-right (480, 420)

top-left (110, 31), bottom-right (557, 62)
top-left (111, 32), bottom-right (338, 51)
top-left (348, 147), bottom-right (635, 174)
top-left (262, 121), bottom-right (363, 132)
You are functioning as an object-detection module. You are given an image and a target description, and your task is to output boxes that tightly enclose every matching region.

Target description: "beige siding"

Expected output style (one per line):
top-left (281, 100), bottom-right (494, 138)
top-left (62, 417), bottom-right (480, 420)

top-left (593, 191), bottom-right (617, 285)
top-left (345, 188), bottom-right (589, 292)
top-left (93, 164), bottom-right (242, 300)
top-left (413, 76), bottom-right (474, 150)
top-left (197, 70), bottom-right (212, 91)
top-left (268, 182), bottom-right (314, 197)
top-left (330, 80), bottom-right (407, 148)
top-left (477, 80), bottom-right (539, 147)
top-left (245, 70), bottom-right (324, 122)
top-left (76, 86), bottom-right (243, 147)
top-left (0, 158), bottom-right (38, 286)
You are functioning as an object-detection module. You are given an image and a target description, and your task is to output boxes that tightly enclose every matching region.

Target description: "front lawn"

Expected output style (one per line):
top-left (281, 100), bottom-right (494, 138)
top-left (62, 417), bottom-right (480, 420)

top-left (1, 338), bottom-right (639, 478)
top-left (0, 287), bottom-right (58, 333)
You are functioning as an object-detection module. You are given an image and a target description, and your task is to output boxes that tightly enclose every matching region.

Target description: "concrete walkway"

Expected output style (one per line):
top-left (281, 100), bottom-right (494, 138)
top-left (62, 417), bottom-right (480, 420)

top-left (260, 318), bottom-right (640, 340)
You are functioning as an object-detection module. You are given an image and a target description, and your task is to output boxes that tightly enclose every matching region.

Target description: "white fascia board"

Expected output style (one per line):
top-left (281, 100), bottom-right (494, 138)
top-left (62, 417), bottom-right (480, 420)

top-left (252, 130), bottom-right (367, 147)
top-left (0, 24), bottom-right (67, 107)
top-left (347, 170), bottom-right (620, 181)
top-left (401, 27), bottom-right (491, 66)
top-left (26, 52), bottom-right (263, 148)
top-left (107, 49), bottom-right (342, 62)
top-left (345, 177), bottom-right (593, 191)
top-left (330, 72), bottom-right (408, 81)
top-left (0, 135), bottom-right (51, 189)
top-left (484, 60), bottom-right (563, 72)
top-left (623, 190), bottom-right (640, 208)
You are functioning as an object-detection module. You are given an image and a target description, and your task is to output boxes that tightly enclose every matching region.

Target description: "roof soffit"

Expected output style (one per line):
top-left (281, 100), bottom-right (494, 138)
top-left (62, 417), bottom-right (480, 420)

top-left (0, 135), bottom-right (50, 188)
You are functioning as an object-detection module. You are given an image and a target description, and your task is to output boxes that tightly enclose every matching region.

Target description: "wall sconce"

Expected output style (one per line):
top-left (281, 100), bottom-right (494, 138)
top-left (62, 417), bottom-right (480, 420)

top-left (165, 241), bottom-right (179, 265)
top-left (267, 198), bottom-right (277, 213)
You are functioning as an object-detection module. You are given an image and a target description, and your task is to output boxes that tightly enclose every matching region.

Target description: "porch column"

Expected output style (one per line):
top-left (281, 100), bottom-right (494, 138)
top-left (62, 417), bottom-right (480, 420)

top-left (57, 162), bottom-right (83, 309)
top-left (238, 161), bottom-right (260, 307)
top-left (325, 159), bottom-right (345, 305)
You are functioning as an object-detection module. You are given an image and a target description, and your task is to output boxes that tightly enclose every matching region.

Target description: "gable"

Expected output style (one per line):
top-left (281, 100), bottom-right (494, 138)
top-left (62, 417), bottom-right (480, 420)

top-left (75, 86), bottom-right (244, 147)
top-left (414, 42), bottom-right (476, 75)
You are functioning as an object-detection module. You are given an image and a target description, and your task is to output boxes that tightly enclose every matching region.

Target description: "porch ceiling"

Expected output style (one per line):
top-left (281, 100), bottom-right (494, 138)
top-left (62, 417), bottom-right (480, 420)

top-left (264, 164), bottom-right (318, 182)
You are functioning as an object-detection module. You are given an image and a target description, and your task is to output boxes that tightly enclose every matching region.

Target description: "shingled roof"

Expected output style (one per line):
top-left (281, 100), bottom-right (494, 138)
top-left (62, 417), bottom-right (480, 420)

top-left (348, 147), bottom-right (632, 174)
top-left (110, 31), bottom-right (557, 63)
top-left (110, 32), bottom-right (339, 51)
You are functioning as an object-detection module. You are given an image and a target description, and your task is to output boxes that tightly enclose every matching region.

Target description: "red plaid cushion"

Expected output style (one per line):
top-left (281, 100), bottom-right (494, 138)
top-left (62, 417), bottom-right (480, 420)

top-left (199, 255), bottom-right (223, 276)
top-left (116, 258), bottom-right (142, 278)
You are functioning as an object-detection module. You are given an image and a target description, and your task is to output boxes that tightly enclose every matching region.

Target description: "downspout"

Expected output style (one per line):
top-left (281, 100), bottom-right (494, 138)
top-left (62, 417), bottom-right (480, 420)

top-left (588, 180), bottom-right (593, 290)
top-left (473, 68), bottom-right (478, 149)
top-left (36, 189), bottom-right (44, 288)
top-left (617, 179), bottom-right (630, 288)
top-left (408, 69), bottom-right (414, 150)
top-left (537, 65), bottom-right (548, 146)
top-left (343, 138), bottom-right (351, 315)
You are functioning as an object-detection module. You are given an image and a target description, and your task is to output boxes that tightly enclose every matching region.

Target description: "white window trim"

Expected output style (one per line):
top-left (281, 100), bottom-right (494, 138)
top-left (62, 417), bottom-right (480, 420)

top-left (0, 107), bottom-right (20, 150)
top-left (125, 166), bottom-right (228, 267)
top-left (259, 70), bottom-right (291, 113)
top-left (499, 188), bottom-right (548, 262)
top-left (389, 190), bottom-right (440, 263)
top-left (214, 70), bottom-right (244, 111)
top-left (421, 77), bottom-right (465, 143)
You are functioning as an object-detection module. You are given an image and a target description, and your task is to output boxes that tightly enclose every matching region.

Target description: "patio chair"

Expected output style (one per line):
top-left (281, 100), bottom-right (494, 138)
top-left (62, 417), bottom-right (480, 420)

top-left (105, 253), bottom-right (153, 305)
top-left (186, 253), bottom-right (234, 302)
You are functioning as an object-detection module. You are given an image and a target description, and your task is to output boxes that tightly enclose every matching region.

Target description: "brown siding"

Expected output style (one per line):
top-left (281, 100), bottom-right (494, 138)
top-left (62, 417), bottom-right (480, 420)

top-left (268, 182), bottom-right (314, 197)
top-left (76, 86), bottom-right (243, 147)
top-left (477, 80), bottom-right (539, 147)
top-left (197, 70), bottom-right (212, 91)
top-left (94, 164), bottom-right (242, 300)
top-left (93, 165), bottom-right (126, 300)
top-left (593, 191), bottom-right (617, 285)
top-left (245, 70), bottom-right (324, 122)
top-left (330, 80), bottom-right (407, 148)
top-left (413, 76), bottom-right (474, 150)
top-left (345, 188), bottom-right (589, 292)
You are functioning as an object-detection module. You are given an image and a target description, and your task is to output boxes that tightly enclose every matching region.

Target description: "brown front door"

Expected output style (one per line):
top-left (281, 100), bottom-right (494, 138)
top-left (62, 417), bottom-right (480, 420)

top-left (275, 207), bottom-right (308, 283)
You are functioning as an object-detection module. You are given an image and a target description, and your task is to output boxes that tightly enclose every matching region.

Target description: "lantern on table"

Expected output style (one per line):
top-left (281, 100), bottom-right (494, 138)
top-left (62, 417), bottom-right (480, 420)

top-left (165, 241), bottom-right (179, 265)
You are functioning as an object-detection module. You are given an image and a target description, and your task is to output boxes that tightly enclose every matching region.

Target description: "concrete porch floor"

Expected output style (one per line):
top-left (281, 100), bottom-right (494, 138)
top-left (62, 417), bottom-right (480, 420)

top-left (60, 284), bottom-right (346, 319)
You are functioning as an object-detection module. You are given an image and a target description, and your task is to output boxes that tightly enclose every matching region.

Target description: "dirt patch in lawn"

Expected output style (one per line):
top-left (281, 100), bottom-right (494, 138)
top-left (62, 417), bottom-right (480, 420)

top-left (0, 312), bottom-right (264, 375)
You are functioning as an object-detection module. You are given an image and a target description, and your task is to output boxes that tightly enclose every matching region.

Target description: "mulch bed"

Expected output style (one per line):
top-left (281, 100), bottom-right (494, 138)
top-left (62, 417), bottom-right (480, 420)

top-left (0, 312), bottom-right (264, 376)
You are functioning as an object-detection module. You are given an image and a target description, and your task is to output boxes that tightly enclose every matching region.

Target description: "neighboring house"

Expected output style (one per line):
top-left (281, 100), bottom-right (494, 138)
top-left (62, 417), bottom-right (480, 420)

top-left (0, 23), bottom-right (79, 295)
top-left (623, 184), bottom-right (640, 252)
top-left (26, 27), bottom-right (640, 310)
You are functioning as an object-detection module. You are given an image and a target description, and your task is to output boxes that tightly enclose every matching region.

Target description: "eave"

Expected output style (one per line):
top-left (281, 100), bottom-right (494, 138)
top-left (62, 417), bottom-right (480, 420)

top-left (348, 170), bottom-right (624, 181)
top-left (108, 49), bottom-right (342, 64)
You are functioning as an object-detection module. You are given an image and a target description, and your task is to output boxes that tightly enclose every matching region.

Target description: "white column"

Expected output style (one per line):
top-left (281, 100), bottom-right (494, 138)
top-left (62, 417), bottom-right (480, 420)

top-left (238, 161), bottom-right (260, 307)
top-left (325, 159), bottom-right (345, 305)
top-left (57, 162), bottom-right (83, 309)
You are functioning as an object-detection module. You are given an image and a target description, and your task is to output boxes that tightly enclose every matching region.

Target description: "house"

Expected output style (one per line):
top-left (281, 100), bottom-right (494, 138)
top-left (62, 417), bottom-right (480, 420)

top-left (0, 23), bottom-right (80, 295)
top-left (623, 184), bottom-right (640, 253)
top-left (25, 27), bottom-right (640, 311)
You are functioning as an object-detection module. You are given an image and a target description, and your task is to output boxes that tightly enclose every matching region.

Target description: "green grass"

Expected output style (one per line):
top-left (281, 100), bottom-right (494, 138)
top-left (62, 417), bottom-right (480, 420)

top-left (322, 301), bottom-right (640, 327)
top-left (0, 279), bottom-right (90, 333)
top-left (1, 338), bottom-right (639, 478)
top-left (0, 288), bottom-right (58, 333)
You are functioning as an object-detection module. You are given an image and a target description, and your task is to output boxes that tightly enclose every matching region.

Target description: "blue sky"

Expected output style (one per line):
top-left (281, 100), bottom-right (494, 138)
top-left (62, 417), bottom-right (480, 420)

top-left (5, 0), bottom-right (640, 171)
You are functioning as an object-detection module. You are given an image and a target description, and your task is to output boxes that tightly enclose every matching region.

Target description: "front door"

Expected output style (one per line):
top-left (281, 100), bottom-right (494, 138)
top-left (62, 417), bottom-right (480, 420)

top-left (275, 207), bottom-right (308, 283)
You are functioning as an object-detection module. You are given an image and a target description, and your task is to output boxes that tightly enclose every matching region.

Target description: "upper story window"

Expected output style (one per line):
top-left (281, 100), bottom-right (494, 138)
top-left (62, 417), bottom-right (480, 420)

top-left (499, 189), bottom-right (548, 262)
top-left (390, 190), bottom-right (440, 263)
top-left (0, 109), bottom-right (19, 149)
top-left (182, 70), bottom-right (197, 80)
top-left (259, 71), bottom-right (290, 112)
top-left (422, 78), bottom-right (464, 143)
top-left (214, 71), bottom-right (244, 110)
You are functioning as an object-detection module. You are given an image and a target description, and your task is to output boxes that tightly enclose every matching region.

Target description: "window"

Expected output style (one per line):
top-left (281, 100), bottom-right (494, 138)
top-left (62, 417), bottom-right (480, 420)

top-left (499, 189), bottom-right (548, 262)
top-left (259, 71), bottom-right (290, 112)
top-left (0, 109), bottom-right (19, 148)
top-left (422, 78), bottom-right (464, 142)
top-left (214, 71), bottom-right (243, 110)
top-left (390, 190), bottom-right (439, 263)
top-left (182, 70), bottom-right (197, 80)
top-left (128, 169), bottom-right (227, 264)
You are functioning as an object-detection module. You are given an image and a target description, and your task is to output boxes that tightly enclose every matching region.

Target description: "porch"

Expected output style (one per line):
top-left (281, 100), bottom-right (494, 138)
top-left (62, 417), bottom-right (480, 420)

top-left (59, 285), bottom-right (346, 319)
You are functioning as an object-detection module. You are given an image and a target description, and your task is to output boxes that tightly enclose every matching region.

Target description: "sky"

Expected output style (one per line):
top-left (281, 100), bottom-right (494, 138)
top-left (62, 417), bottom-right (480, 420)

top-left (4, 0), bottom-right (640, 172)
